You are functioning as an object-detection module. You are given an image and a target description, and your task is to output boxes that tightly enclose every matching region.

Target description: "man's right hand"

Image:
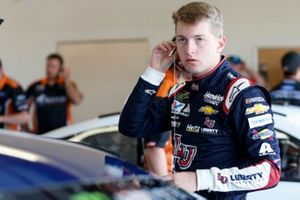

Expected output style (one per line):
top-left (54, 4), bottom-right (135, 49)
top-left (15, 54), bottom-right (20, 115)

top-left (150, 40), bottom-right (176, 73)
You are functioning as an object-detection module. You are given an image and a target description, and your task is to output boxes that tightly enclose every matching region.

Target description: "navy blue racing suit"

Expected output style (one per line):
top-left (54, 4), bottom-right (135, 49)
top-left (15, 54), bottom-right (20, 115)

top-left (119, 57), bottom-right (281, 200)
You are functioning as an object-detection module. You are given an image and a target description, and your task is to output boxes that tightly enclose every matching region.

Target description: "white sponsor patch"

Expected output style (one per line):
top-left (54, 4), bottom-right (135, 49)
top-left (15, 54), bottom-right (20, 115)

top-left (248, 114), bottom-right (273, 129)
top-left (259, 142), bottom-right (276, 156)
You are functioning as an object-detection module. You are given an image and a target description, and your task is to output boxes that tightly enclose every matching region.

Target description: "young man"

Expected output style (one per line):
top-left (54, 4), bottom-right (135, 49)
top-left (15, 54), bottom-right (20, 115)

top-left (119, 2), bottom-right (280, 199)
top-left (27, 53), bottom-right (83, 134)
top-left (270, 51), bottom-right (300, 106)
top-left (0, 59), bottom-right (29, 130)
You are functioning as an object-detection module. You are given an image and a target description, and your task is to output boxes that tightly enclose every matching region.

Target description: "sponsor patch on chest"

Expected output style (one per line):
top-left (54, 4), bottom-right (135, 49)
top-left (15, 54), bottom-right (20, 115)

top-left (203, 92), bottom-right (224, 106)
top-left (199, 105), bottom-right (218, 115)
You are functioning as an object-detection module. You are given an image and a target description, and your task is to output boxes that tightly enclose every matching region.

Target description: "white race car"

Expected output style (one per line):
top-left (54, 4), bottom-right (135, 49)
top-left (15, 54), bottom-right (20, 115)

top-left (44, 105), bottom-right (300, 199)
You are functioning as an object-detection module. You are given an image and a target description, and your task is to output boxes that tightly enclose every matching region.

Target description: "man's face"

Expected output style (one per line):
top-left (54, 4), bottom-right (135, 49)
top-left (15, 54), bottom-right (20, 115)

top-left (46, 59), bottom-right (61, 79)
top-left (175, 19), bottom-right (226, 77)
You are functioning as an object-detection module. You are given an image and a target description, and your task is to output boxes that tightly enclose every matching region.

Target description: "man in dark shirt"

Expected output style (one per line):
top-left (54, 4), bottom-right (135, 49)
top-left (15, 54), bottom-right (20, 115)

top-left (27, 53), bottom-right (83, 134)
top-left (270, 51), bottom-right (300, 106)
top-left (0, 59), bottom-right (29, 130)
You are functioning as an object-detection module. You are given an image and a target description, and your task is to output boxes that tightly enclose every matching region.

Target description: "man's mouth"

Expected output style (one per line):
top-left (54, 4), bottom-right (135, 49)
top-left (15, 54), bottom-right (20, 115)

top-left (186, 58), bottom-right (198, 63)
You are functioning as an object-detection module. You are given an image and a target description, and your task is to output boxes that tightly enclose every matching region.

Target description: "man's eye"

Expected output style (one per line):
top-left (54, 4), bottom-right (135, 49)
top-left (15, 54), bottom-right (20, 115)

top-left (196, 38), bottom-right (204, 42)
top-left (176, 38), bottom-right (186, 43)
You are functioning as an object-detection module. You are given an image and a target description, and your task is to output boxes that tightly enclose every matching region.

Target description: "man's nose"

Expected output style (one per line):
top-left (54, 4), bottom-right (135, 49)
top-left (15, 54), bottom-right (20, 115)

top-left (185, 39), bottom-right (196, 55)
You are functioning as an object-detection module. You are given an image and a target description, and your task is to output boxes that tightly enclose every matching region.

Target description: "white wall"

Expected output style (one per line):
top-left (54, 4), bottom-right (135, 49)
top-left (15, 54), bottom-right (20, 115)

top-left (1, 0), bottom-right (300, 86)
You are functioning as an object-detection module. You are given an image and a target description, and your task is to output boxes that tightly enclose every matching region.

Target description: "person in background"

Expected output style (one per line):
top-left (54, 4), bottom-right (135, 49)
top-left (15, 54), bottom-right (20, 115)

top-left (0, 58), bottom-right (29, 130)
top-left (227, 55), bottom-right (267, 87)
top-left (270, 51), bottom-right (300, 106)
top-left (26, 53), bottom-right (83, 134)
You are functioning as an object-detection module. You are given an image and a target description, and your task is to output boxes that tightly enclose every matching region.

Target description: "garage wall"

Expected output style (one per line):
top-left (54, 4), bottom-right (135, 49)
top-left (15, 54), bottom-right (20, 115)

top-left (57, 39), bottom-right (149, 121)
top-left (1, 0), bottom-right (300, 87)
top-left (0, 0), bottom-right (300, 120)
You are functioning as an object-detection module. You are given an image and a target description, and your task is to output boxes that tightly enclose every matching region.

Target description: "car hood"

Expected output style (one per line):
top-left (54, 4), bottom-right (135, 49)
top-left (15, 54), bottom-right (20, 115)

top-left (43, 115), bottom-right (119, 139)
top-left (272, 104), bottom-right (300, 140)
top-left (0, 129), bottom-right (147, 191)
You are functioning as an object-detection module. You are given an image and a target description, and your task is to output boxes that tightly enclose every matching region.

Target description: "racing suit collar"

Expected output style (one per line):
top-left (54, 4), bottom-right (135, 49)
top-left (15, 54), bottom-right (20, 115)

top-left (190, 55), bottom-right (226, 81)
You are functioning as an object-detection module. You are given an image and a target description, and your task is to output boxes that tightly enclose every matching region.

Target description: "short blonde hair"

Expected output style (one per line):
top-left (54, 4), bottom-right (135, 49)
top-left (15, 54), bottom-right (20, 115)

top-left (172, 1), bottom-right (224, 37)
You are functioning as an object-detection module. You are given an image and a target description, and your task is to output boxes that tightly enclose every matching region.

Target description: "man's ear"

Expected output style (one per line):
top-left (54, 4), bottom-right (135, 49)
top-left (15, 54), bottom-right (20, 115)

top-left (217, 35), bottom-right (226, 53)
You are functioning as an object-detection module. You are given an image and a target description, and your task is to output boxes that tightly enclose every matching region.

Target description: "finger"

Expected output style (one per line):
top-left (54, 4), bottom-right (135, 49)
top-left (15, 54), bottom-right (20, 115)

top-left (161, 41), bottom-right (175, 50)
top-left (168, 40), bottom-right (176, 47)
top-left (157, 43), bottom-right (168, 52)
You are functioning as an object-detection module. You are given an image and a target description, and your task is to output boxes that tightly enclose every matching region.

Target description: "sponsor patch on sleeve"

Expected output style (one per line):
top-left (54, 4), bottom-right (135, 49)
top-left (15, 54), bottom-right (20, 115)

top-left (245, 97), bottom-right (266, 104)
top-left (248, 114), bottom-right (273, 129)
top-left (259, 142), bottom-right (276, 156)
top-left (252, 129), bottom-right (274, 140)
top-left (245, 104), bottom-right (270, 115)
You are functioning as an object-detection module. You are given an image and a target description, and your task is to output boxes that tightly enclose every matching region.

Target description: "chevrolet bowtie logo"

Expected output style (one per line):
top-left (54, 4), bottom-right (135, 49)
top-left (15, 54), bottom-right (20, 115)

top-left (199, 105), bottom-right (218, 115)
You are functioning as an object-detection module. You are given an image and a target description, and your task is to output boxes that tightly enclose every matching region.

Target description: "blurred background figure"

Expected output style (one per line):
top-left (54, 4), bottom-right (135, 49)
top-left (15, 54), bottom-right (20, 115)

top-left (26, 53), bottom-right (83, 134)
top-left (270, 51), bottom-right (300, 106)
top-left (227, 55), bottom-right (267, 87)
top-left (0, 58), bottom-right (29, 131)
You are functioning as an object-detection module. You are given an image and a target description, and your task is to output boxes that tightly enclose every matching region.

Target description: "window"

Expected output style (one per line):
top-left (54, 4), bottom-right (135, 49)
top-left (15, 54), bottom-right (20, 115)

top-left (80, 131), bottom-right (138, 165)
